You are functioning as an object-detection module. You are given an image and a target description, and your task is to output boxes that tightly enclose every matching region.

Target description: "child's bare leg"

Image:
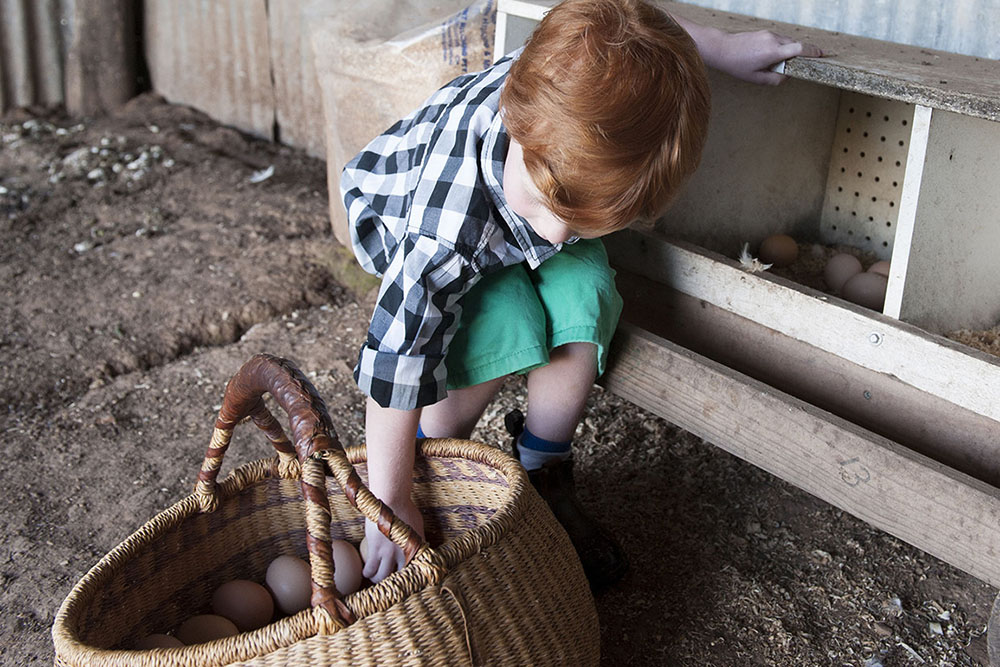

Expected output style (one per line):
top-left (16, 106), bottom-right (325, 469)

top-left (519, 341), bottom-right (627, 590)
top-left (524, 342), bottom-right (597, 443)
top-left (420, 376), bottom-right (507, 439)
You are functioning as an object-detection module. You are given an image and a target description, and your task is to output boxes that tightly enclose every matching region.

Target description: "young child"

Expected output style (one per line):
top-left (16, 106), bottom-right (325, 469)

top-left (341, 0), bottom-right (821, 589)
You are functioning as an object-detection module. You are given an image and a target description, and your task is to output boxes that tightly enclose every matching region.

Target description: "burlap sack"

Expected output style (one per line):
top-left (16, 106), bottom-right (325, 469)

top-left (308, 0), bottom-right (498, 245)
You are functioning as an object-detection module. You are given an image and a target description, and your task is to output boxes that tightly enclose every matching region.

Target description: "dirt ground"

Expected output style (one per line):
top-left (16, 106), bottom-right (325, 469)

top-left (2, 95), bottom-right (996, 666)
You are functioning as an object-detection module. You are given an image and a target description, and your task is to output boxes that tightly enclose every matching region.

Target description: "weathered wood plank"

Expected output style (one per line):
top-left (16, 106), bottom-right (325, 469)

top-left (601, 322), bottom-right (1000, 587)
top-left (498, 0), bottom-right (1000, 121)
top-left (615, 268), bottom-right (1000, 487)
top-left (605, 230), bottom-right (1000, 423)
top-left (883, 104), bottom-right (931, 318)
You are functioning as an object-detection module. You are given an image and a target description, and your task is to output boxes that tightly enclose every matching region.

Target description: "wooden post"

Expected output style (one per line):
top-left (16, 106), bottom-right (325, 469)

top-left (64, 0), bottom-right (137, 115)
top-left (989, 593), bottom-right (1000, 666)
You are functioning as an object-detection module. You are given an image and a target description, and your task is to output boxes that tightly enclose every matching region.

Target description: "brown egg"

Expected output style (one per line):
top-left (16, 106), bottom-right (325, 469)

top-left (332, 539), bottom-right (364, 595)
top-left (842, 271), bottom-right (888, 311)
top-left (868, 260), bottom-right (891, 277)
top-left (266, 555), bottom-right (312, 615)
top-left (211, 579), bottom-right (274, 632)
top-left (758, 234), bottom-right (798, 268)
top-left (823, 253), bottom-right (863, 293)
top-left (174, 614), bottom-right (239, 645)
top-left (134, 633), bottom-right (184, 649)
top-left (358, 537), bottom-right (368, 565)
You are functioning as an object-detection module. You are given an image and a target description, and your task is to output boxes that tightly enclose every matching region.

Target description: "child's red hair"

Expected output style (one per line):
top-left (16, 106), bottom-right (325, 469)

top-left (500, 0), bottom-right (711, 233)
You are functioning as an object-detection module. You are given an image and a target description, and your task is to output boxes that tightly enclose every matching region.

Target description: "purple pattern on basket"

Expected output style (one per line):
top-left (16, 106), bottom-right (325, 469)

top-left (92, 464), bottom-right (506, 645)
top-left (140, 494), bottom-right (366, 577)
top-left (414, 457), bottom-right (510, 487)
top-left (435, 504), bottom-right (497, 531)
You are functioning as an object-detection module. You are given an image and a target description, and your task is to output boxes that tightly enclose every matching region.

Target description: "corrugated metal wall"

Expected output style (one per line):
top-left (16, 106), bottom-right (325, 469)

top-left (680, 0), bottom-right (1000, 60)
top-left (143, 0), bottom-right (329, 155)
top-left (268, 0), bottom-right (327, 157)
top-left (143, 0), bottom-right (275, 141)
top-left (0, 0), bottom-right (73, 112)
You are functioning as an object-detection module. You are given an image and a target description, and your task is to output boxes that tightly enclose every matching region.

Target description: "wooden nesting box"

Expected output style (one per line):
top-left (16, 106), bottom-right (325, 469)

top-left (497, 0), bottom-right (1000, 638)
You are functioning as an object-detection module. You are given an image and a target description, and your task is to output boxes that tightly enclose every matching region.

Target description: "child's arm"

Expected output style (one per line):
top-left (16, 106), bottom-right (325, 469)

top-left (670, 13), bottom-right (823, 86)
top-left (362, 397), bottom-right (425, 583)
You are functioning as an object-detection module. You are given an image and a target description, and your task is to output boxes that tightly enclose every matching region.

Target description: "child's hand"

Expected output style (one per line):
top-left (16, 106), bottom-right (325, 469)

top-left (362, 495), bottom-right (425, 583)
top-left (713, 30), bottom-right (823, 85)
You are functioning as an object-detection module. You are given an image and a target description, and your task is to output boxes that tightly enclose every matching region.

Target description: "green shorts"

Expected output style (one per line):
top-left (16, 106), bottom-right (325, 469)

top-left (445, 238), bottom-right (623, 390)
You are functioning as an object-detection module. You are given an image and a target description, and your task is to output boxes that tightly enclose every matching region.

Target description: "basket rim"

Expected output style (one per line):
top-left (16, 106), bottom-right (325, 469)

top-left (51, 437), bottom-right (532, 665)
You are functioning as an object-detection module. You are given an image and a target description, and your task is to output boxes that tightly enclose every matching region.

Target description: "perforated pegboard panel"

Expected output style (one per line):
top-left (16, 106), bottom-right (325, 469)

top-left (820, 92), bottom-right (916, 260)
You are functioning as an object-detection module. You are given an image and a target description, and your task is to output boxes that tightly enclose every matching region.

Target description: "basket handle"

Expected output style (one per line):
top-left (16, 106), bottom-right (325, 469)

top-left (193, 353), bottom-right (426, 627)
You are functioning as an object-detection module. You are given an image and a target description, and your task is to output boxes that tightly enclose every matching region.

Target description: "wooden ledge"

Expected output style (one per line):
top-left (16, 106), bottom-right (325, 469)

top-left (601, 322), bottom-right (1000, 588)
top-left (499, 0), bottom-right (1000, 122)
top-left (668, 3), bottom-right (1000, 122)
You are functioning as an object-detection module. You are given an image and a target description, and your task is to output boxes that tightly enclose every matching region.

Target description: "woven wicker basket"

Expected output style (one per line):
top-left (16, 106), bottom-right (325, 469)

top-left (52, 354), bottom-right (599, 666)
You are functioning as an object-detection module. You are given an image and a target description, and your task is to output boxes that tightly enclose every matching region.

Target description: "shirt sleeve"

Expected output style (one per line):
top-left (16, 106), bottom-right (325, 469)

top-left (355, 232), bottom-right (479, 410)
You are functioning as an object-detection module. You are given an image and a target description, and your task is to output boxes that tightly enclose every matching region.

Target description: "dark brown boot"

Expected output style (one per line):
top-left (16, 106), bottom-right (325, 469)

top-left (505, 410), bottom-right (628, 591)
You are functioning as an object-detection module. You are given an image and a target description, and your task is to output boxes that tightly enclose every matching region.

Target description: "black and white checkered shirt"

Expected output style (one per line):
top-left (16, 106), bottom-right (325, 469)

top-left (341, 51), bottom-right (566, 410)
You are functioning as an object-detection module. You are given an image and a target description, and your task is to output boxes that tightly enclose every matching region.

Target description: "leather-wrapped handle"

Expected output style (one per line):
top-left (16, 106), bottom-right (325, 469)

top-left (193, 354), bottom-right (426, 628)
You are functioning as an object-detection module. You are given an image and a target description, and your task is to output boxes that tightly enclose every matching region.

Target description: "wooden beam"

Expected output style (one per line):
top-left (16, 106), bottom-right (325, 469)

top-left (884, 104), bottom-right (931, 319)
top-left (614, 268), bottom-right (1000, 487)
top-left (605, 230), bottom-right (1000, 423)
top-left (601, 322), bottom-right (1000, 588)
top-left (988, 593), bottom-right (1000, 666)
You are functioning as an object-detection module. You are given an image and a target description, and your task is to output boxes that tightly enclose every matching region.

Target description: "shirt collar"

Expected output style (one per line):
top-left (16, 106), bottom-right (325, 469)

top-left (480, 113), bottom-right (563, 268)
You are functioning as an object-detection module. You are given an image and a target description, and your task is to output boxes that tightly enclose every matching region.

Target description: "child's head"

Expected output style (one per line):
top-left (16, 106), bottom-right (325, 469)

top-left (500, 0), bottom-right (711, 235)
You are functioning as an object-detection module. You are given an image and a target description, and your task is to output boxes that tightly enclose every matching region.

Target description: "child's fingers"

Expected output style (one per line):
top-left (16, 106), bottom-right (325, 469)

top-left (371, 555), bottom-right (397, 584)
top-left (363, 546), bottom-right (399, 583)
top-left (767, 32), bottom-right (823, 58)
top-left (749, 70), bottom-right (787, 86)
top-left (798, 41), bottom-right (824, 58)
top-left (757, 42), bottom-right (825, 83)
top-left (362, 525), bottom-right (402, 582)
top-left (777, 40), bottom-right (824, 60)
top-left (361, 529), bottom-right (404, 584)
top-left (362, 553), bottom-right (379, 580)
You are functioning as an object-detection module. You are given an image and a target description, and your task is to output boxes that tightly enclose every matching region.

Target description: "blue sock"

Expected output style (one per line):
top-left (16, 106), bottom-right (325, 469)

top-left (517, 426), bottom-right (572, 471)
top-left (416, 423), bottom-right (426, 439)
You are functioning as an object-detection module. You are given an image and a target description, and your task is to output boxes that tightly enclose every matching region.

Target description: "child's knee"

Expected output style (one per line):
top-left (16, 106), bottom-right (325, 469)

top-left (555, 341), bottom-right (597, 355)
top-left (549, 342), bottom-right (599, 372)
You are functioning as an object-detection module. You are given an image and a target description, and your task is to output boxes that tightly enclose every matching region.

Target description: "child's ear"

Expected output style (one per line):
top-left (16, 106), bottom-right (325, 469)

top-left (629, 217), bottom-right (657, 233)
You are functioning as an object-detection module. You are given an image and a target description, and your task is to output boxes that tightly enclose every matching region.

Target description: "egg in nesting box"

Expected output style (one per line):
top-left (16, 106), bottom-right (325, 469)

top-left (758, 234), bottom-right (798, 268)
top-left (868, 260), bottom-right (891, 277)
top-left (842, 271), bottom-right (888, 311)
top-left (824, 253), bottom-right (863, 293)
